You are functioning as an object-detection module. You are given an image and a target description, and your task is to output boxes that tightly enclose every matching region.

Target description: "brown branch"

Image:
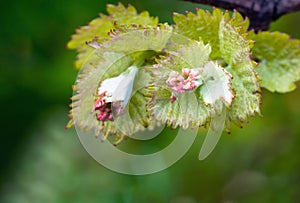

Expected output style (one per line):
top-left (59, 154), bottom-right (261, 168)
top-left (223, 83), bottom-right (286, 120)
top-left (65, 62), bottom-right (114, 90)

top-left (183, 0), bottom-right (300, 31)
top-left (276, 0), bottom-right (300, 16)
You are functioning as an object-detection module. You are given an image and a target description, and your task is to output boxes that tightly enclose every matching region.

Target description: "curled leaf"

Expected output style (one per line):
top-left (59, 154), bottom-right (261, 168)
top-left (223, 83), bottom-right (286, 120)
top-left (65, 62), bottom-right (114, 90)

top-left (149, 40), bottom-right (220, 129)
top-left (69, 26), bottom-right (173, 144)
top-left (200, 61), bottom-right (234, 106)
top-left (219, 19), bottom-right (261, 128)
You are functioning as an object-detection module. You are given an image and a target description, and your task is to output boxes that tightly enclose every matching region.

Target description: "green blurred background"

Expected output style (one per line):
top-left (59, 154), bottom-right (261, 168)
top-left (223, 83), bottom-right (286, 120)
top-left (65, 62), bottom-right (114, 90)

top-left (1, 0), bottom-right (300, 202)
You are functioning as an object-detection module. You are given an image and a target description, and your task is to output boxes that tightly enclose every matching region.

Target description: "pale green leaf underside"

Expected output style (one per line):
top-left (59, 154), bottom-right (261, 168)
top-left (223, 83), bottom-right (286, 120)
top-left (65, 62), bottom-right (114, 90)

top-left (71, 27), bottom-right (173, 142)
top-left (72, 54), bottom-right (154, 143)
top-left (150, 40), bottom-right (227, 128)
top-left (219, 19), bottom-right (261, 127)
top-left (113, 69), bottom-right (157, 137)
top-left (152, 40), bottom-right (233, 129)
top-left (173, 9), bottom-right (261, 126)
top-left (250, 31), bottom-right (300, 93)
top-left (200, 61), bottom-right (234, 105)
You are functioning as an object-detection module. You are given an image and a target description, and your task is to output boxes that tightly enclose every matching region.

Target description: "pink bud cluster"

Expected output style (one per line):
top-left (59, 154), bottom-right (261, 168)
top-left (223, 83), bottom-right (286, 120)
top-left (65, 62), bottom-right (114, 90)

top-left (94, 92), bottom-right (113, 121)
top-left (166, 68), bottom-right (203, 93)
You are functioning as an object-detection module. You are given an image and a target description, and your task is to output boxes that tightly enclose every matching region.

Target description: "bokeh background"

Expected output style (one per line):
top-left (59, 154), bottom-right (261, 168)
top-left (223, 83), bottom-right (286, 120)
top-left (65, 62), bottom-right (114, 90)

top-left (1, 0), bottom-right (300, 202)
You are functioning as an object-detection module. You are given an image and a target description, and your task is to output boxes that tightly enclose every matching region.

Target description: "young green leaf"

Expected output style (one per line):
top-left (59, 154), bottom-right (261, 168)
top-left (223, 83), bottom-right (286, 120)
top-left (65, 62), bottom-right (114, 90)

top-left (173, 8), bottom-right (249, 59)
top-left (67, 3), bottom-right (158, 69)
top-left (68, 26), bottom-right (173, 144)
top-left (149, 40), bottom-right (228, 129)
top-left (219, 19), bottom-right (261, 128)
top-left (250, 31), bottom-right (300, 93)
top-left (173, 11), bottom-right (261, 128)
